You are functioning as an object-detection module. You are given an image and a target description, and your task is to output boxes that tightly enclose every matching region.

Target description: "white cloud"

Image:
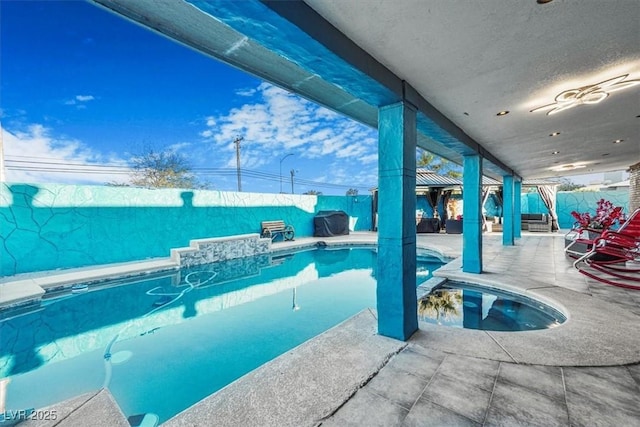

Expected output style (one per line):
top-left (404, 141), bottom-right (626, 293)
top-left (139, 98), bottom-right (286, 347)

top-left (311, 165), bottom-right (377, 190)
top-left (199, 83), bottom-right (379, 172)
top-left (236, 88), bottom-right (256, 97)
top-left (359, 153), bottom-right (378, 164)
top-left (2, 123), bottom-right (131, 185)
top-left (64, 95), bottom-right (95, 107)
top-left (166, 142), bottom-right (192, 153)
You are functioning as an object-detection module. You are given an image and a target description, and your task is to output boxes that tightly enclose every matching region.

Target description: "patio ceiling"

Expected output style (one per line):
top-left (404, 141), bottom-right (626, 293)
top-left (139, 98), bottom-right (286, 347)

top-left (302, 0), bottom-right (639, 182)
top-left (93, 0), bottom-right (639, 183)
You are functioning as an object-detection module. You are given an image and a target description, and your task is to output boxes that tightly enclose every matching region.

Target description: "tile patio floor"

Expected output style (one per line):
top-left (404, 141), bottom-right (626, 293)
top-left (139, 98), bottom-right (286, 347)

top-left (317, 232), bottom-right (640, 427)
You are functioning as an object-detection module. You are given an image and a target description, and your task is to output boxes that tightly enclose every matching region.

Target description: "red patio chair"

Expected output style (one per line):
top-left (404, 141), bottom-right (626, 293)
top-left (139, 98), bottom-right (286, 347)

top-left (573, 208), bottom-right (640, 290)
top-left (564, 225), bottom-right (604, 259)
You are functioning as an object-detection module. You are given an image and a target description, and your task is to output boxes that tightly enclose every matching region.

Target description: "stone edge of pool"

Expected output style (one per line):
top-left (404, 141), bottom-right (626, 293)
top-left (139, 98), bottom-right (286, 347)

top-left (4, 233), bottom-right (640, 426)
top-left (427, 257), bottom-right (640, 367)
top-left (0, 232), bottom-right (452, 310)
top-left (2, 233), bottom-right (638, 367)
top-left (20, 310), bottom-right (403, 427)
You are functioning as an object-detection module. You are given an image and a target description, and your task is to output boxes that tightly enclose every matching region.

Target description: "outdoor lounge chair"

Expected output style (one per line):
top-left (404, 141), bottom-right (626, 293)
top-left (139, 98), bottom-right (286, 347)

top-left (564, 226), bottom-right (603, 259)
top-left (573, 208), bottom-right (640, 290)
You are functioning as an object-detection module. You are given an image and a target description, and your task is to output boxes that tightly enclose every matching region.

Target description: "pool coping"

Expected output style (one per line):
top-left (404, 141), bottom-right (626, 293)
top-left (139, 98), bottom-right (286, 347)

top-left (0, 232), bottom-right (452, 310)
top-left (2, 232), bottom-right (638, 366)
top-left (3, 233), bottom-right (639, 426)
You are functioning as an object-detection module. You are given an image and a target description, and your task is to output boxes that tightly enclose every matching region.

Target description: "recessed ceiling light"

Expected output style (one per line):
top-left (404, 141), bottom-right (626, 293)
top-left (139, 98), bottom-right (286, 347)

top-left (613, 139), bottom-right (624, 143)
top-left (549, 132), bottom-right (561, 137)
top-left (496, 110), bottom-right (509, 116)
top-left (552, 151), bottom-right (560, 154)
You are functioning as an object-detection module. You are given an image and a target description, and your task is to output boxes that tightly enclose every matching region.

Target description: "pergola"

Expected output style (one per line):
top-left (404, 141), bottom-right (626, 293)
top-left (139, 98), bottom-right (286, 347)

top-left (371, 169), bottom-right (559, 231)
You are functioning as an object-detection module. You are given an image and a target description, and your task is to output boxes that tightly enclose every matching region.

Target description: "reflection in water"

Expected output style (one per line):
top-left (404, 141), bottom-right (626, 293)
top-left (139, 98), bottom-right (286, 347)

top-left (418, 289), bottom-right (462, 324)
top-left (0, 247), bottom-right (446, 423)
top-left (419, 284), bottom-right (566, 331)
top-left (292, 288), bottom-right (300, 311)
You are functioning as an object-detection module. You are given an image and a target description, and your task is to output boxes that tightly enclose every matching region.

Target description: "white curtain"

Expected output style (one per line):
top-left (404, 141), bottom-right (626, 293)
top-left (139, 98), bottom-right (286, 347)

top-left (481, 188), bottom-right (491, 231)
top-left (537, 185), bottom-right (559, 231)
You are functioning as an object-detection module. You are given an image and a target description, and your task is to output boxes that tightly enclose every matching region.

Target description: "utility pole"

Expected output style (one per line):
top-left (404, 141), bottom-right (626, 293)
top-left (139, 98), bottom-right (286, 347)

top-left (233, 136), bottom-right (243, 192)
top-left (290, 169), bottom-right (296, 194)
top-left (279, 153), bottom-right (294, 193)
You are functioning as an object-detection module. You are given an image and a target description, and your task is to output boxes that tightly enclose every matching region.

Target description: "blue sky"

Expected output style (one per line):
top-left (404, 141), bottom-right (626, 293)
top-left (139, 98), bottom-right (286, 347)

top-left (0, 0), bottom-right (379, 195)
top-left (1, 1), bottom-right (625, 193)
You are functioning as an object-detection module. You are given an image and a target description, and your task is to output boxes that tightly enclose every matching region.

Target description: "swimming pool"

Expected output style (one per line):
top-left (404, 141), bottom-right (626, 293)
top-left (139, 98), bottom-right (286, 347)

top-left (0, 247), bottom-right (445, 424)
top-left (418, 282), bottom-right (567, 331)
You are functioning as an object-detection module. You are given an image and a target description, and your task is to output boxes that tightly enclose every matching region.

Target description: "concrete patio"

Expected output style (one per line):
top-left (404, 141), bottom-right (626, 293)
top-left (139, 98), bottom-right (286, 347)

top-left (18, 231), bottom-right (639, 426)
top-left (317, 233), bottom-right (640, 427)
top-left (168, 232), bottom-right (639, 427)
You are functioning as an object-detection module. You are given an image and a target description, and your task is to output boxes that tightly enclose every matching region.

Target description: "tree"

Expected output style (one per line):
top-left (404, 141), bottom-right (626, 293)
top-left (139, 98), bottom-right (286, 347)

top-left (130, 149), bottom-right (201, 189)
top-left (346, 188), bottom-right (359, 196)
top-left (556, 177), bottom-right (585, 192)
top-left (303, 189), bottom-right (323, 195)
top-left (417, 149), bottom-right (462, 178)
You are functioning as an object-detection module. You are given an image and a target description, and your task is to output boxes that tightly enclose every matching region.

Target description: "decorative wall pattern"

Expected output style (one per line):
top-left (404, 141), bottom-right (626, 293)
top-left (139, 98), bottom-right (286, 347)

top-left (555, 190), bottom-right (629, 229)
top-left (1, 182), bottom-right (629, 276)
top-left (522, 190), bottom-right (629, 228)
top-left (0, 183), bottom-right (372, 276)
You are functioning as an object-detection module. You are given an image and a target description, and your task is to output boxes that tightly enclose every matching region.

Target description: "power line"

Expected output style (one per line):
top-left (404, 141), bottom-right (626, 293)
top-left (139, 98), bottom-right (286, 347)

top-left (6, 159), bottom-right (132, 169)
top-left (6, 160), bottom-right (373, 190)
top-left (7, 166), bottom-right (132, 175)
top-left (5, 155), bottom-right (131, 167)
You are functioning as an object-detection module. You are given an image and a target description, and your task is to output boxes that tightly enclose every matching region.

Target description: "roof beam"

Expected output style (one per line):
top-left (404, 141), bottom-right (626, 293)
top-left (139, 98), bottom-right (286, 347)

top-left (261, 0), bottom-right (519, 179)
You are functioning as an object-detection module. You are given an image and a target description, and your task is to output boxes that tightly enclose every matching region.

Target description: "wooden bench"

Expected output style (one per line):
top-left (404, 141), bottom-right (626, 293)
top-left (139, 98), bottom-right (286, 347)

top-left (260, 220), bottom-right (295, 241)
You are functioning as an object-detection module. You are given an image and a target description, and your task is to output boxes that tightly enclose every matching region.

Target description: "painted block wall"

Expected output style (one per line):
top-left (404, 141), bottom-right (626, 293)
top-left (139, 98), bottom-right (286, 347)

top-left (521, 190), bottom-right (629, 229)
top-left (555, 190), bottom-right (629, 229)
top-left (464, 189), bottom-right (629, 229)
top-left (1, 183), bottom-right (372, 276)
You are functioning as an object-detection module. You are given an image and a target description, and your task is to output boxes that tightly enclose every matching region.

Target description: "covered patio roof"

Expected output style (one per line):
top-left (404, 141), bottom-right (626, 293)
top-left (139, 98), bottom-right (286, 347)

top-left (90, 0), bottom-right (636, 341)
top-left (93, 0), bottom-right (638, 182)
top-left (370, 169), bottom-right (558, 189)
top-left (414, 170), bottom-right (558, 188)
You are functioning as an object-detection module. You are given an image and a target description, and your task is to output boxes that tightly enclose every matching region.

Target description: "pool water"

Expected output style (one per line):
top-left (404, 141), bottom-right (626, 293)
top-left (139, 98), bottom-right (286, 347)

top-left (418, 282), bottom-right (566, 331)
top-left (0, 247), bottom-right (444, 424)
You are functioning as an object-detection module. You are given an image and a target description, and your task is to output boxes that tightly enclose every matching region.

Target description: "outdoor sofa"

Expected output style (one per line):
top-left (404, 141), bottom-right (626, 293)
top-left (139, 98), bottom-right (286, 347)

top-left (521, 213), bottom-right (552, 232)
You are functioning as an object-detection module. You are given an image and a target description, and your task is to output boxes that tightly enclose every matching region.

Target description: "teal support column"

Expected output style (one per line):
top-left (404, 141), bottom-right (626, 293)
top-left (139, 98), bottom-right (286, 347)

top-left (376, 102), bottom-right (418, 341)
top-left (462, 155), bottom-right (483, 273)
top-left (514, 179), bottom-right (522, 239)
top-left (503, 175), bottom-right (515, 246)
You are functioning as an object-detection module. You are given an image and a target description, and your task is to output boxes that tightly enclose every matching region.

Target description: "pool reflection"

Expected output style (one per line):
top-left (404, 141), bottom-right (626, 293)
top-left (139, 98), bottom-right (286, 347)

top-left (419, 284), bottom-right (566, 331)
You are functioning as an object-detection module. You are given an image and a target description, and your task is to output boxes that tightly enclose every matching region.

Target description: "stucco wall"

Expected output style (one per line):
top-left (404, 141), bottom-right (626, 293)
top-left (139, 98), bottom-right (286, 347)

top-left (523, 190), bottom-right (629, 229)
top-left (0, 183), bottom-right (372, 276)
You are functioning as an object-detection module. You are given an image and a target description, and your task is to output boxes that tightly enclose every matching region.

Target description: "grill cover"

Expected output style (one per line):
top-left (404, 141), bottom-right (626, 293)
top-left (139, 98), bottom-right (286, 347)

top-left (313, 210), bottom-right (349, 237)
